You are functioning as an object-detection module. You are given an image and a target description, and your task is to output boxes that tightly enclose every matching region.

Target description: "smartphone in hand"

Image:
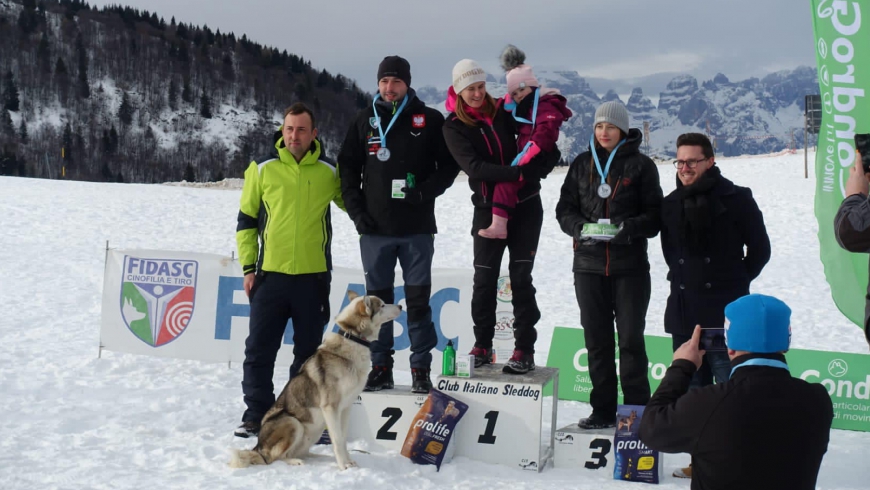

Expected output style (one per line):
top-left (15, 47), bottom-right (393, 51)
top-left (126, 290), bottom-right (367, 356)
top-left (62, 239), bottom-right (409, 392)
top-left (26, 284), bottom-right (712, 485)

top-left (855, 133), bottom-right (870, 173)
top-left (699, 328), bottom-right (728, 352)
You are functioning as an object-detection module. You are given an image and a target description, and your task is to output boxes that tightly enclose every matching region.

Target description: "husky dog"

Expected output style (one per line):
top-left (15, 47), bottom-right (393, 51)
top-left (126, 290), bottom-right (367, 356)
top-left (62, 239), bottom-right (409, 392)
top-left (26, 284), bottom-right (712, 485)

top-left (230, 291), bottom-right (402, 470)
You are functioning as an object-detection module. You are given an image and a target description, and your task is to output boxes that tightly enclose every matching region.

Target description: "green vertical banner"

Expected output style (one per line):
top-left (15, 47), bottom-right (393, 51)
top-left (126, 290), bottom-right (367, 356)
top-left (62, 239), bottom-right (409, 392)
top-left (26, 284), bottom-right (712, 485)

top-left (811, 0), bottom-right (870, 327)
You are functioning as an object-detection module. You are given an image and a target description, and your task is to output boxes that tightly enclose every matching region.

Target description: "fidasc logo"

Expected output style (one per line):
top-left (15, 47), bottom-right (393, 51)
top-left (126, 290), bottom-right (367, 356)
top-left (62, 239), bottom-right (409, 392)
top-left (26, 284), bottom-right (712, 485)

top-left (120, 256), bottom-right (198, 347)
top-left (828, 359), bottom-right (848, 378)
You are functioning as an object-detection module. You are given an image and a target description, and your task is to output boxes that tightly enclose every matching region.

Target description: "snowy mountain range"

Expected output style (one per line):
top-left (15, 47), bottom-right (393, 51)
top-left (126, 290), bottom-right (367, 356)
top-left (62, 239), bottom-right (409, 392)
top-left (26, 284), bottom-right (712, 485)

top-left (418, 66), bottom-right (820, 160)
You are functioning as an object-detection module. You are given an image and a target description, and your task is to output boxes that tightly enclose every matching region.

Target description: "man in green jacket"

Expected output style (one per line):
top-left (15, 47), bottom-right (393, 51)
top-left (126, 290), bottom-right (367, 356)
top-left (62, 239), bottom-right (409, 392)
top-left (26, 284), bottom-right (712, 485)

top-left (234, 102), bottom-right (345, 438)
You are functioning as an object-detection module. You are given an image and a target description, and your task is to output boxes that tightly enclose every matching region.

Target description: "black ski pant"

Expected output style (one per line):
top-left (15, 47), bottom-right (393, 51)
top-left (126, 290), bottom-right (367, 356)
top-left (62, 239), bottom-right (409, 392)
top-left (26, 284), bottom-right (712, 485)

top-left (360, 233), bottom-right (436, 369)
top-left (470, 196), bottom-right (543, 353)
top-left (241, 271), bottom-right (330, 423)
top-left (575, 271), bottom-right (651, 419)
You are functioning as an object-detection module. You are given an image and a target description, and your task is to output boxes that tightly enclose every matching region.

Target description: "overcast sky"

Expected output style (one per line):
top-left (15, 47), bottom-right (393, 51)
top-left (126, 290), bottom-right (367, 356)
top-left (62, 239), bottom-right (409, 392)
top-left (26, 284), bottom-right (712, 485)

top-left (88, 0), bottom-right (816, 93)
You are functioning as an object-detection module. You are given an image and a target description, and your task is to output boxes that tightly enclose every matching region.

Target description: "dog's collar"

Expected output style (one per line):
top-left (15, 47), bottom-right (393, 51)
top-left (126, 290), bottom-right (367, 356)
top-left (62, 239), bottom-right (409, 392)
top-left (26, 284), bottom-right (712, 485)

top-left (338, 329), bottom-right (371, 347)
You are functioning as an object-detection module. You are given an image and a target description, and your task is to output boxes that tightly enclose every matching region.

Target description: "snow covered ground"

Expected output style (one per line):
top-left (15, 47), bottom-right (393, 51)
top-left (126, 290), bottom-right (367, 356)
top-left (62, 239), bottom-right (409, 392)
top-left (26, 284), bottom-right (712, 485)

top-left (1, 150), bottom-right (868, 489)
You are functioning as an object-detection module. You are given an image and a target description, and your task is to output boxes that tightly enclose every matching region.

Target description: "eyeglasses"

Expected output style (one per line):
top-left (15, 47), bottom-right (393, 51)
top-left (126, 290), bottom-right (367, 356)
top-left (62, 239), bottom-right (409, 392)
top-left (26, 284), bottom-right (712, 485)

top-left (673, 158), bottom-right (709, 169)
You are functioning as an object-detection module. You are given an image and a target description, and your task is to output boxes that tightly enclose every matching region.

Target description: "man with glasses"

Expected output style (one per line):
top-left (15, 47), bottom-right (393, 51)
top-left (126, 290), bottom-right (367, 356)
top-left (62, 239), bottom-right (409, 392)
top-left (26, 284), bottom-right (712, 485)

top-left (659, 132), bottom-right (771, 478)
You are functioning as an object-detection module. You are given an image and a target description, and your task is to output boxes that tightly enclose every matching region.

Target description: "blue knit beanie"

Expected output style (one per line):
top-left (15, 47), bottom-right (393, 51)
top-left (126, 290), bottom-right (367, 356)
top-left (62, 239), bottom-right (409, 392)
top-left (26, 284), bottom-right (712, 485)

top-left (724, 294), bottom-right (792, 353)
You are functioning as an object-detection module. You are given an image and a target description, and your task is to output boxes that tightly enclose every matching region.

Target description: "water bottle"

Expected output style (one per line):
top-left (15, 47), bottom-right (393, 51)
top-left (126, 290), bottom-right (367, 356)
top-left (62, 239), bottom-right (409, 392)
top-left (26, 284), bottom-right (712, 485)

top-left (442, 340), bottom-right (455, 376)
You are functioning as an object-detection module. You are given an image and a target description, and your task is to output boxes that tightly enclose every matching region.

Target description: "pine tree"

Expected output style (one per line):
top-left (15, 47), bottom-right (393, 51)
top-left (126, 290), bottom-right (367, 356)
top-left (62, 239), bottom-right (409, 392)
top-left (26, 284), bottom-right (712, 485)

top-left (183, 162), bottom-right (195, 182)
top-left (200, 90), bottom-right (212, 119)
top-left (19, 119), bottom-right (28, 143)
top-left (2, 71), bottom-right (20, 112)
top-left (1, 109), bottom-right (13, 136)
top-left (167, 79), bottom-right (178, 110)
top-left (118, 91), bottom-right (134, 126)
top-left (75, 34), bottom-right (90, 99)
top-left (181, 78), bottom-right (192, 104)
top-left (37, 32), bottom-right (51, 75)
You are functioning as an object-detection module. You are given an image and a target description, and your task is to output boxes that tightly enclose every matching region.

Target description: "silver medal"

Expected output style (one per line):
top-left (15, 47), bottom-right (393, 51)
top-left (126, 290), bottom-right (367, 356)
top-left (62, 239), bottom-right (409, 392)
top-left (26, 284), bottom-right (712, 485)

top-left (597, 183), bottom-right (612, 198)
top-left (376, 147), bottom-right (391, 162)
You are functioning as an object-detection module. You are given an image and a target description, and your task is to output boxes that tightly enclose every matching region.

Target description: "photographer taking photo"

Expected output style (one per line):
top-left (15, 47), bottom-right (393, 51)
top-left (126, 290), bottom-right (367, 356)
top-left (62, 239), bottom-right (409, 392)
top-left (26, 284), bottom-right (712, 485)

top-left (833, 135), bottom-right (870, 347)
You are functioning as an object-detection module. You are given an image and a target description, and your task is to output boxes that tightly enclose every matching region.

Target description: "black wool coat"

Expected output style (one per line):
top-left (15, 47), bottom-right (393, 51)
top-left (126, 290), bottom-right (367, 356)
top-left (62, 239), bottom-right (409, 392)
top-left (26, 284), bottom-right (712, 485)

top-left (660, 169), bottom-right (771, 335)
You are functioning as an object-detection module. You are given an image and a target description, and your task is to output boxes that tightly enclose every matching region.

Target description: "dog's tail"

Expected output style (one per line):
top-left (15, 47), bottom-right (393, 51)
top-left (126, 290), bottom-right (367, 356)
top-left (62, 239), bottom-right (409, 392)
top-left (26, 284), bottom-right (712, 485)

top-left (229, 448), bottom-right (267, 468)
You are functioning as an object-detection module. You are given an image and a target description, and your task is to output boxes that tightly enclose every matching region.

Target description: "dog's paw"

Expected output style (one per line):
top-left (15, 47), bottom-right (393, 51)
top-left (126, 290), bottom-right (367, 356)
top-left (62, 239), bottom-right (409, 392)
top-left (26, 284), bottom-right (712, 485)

top-left (285, 458), bottom-right (305, 466)
top-left (338, 460), bottom-right (358, 470)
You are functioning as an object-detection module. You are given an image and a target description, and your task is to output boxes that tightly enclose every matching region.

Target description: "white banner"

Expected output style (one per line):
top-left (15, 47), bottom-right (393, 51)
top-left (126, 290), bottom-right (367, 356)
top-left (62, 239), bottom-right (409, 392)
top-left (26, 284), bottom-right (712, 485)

top-left (100, 249), bottom-right (486, 371)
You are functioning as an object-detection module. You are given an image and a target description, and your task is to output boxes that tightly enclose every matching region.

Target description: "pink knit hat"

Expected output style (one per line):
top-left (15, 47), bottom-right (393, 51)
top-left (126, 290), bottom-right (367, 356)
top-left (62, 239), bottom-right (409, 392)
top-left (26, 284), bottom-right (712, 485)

top-left (506, 64), bottom-right (539, 95)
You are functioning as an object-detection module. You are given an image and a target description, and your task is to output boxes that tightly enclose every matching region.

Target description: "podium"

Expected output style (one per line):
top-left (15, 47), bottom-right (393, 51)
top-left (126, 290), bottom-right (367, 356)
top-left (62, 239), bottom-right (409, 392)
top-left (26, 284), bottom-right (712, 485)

top-left (346, 386), bottom-right (428, 453)
top-left (434, 365), bottom-right (559, 472)
top-left (553, 424), bottom-right (615, 470)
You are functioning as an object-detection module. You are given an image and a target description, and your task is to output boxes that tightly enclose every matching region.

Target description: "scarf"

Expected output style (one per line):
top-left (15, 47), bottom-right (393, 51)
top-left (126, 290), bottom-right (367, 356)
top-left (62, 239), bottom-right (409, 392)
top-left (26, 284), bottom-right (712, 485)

top-left (675, 165), bottom-right (724, 254)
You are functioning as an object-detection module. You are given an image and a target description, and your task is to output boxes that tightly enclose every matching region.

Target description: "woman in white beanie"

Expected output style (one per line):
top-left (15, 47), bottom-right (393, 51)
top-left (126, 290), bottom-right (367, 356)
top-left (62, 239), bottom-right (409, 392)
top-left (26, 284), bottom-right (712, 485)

top-left (555, 101), bottom-right (663, 429)
top-left (442, 59), bottom-right (560, 375)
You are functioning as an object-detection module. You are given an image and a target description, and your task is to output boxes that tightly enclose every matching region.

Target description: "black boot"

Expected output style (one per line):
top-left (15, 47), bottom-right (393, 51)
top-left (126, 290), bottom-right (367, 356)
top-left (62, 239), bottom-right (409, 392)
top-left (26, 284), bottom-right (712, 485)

top-left (578, 412), bottom-right (616, 430)
top-left (469, 346), bottom-right (493, 368)
top-left (233, 420), bottom-right (260, 438)
top-left (364, 365), bottom-right (394, 391)
top-left (411, 368), bottom-right (432, 394)
top-left (502, 349), bottom-right (535, 374)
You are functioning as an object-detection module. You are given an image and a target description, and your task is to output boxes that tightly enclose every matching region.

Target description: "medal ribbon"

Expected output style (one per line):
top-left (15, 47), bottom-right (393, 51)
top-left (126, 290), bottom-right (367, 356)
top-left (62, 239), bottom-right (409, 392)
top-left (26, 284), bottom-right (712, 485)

top-left (372, 93), bottom-right (409, 150)
top-left (590, 134), bottom-right (626, 189)
top-left (730, 358), bottom-right (789, 377)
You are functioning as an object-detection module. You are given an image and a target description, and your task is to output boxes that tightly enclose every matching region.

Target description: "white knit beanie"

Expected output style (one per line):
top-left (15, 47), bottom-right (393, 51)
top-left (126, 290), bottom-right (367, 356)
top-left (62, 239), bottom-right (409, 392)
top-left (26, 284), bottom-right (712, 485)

top-left (594, 101), bottom-right (630, 135)
top-left (452, 59), bottom-right (487, 94)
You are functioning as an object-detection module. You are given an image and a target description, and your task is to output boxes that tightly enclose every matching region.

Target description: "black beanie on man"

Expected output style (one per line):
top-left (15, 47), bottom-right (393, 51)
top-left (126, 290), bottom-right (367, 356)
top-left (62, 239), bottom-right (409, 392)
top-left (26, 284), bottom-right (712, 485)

top-left (377, 56), bottom-right (411, 87)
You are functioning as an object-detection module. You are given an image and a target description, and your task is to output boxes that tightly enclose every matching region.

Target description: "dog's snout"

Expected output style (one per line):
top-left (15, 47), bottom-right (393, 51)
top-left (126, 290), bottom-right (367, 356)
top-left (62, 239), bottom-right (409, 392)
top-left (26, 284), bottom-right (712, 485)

top-left (398, 305), bottom-right (403, 310)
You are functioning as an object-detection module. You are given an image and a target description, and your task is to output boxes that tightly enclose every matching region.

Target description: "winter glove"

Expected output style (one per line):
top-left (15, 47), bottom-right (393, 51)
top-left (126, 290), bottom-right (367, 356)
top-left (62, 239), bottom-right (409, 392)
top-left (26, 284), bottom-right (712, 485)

top-left (519, 164), bottom-right (546, 182)
top-left (401, 187), bottom-right (424, 204)
top-left (514, 142), bottom-right (542, 167)
top-left (610, 222), bottom-right (634, 245)
top-left (353, 213), bottom-right (377, 235)
top-left (573, 223), bottom-right (600, 246)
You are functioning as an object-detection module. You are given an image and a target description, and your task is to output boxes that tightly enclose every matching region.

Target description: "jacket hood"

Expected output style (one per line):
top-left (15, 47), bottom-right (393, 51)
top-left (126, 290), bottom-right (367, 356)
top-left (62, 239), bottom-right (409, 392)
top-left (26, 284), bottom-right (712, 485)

top-left (446, 86), bottom-right (459, 112)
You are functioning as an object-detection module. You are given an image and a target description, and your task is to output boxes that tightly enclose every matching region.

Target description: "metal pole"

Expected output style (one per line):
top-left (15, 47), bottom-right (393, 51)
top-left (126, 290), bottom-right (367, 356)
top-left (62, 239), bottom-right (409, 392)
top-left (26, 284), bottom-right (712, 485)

top-left (99, 240), bottom-right (110, 359)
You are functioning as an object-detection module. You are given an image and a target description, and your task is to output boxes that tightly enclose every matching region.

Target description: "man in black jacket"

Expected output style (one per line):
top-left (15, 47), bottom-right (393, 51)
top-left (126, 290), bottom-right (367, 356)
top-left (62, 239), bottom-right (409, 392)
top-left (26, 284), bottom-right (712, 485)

top-left (661, 133), bottom-right (771, 389)
top-left (834, 149), bottom-right (870, 347)
top-left (338, 56), bottom-right (459, 393)
top-left (640, 294), bottom-right (833, 490)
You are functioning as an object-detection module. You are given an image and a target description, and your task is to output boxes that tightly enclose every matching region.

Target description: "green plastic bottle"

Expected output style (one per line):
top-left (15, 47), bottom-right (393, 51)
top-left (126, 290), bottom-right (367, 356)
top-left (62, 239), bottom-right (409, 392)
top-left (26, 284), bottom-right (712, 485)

top-left (442, 340), bottom-right (456, 376)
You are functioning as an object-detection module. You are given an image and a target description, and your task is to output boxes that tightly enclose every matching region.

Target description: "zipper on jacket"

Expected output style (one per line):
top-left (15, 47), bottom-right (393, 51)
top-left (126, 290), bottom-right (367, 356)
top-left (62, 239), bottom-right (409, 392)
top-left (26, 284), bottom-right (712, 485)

top-left (603, 175), bottom-right (624, 277)
top-left (489, 123), bottom-right (506, 167)
top-left (479, 127), bottom-right (495, 202)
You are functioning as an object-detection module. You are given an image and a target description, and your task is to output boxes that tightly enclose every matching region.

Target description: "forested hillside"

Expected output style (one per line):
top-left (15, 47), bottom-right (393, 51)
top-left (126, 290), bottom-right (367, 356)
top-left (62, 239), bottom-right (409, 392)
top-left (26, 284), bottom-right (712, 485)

top-left (0, 0), bottom-right (371, 182)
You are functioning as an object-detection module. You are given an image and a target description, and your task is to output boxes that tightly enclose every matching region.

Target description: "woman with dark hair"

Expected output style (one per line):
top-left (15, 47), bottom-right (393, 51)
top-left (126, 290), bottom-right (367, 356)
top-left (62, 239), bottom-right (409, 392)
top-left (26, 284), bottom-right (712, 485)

top-left (442, 59), bottom-right (557, 375)
top-left (555, 101), bottom-right (663, 428)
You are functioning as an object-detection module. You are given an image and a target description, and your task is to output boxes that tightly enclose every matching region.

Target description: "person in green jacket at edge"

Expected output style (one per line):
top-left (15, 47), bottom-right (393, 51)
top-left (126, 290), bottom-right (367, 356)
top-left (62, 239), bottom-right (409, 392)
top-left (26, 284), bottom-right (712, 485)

top-left (233, 102), bottom-right (346, 438)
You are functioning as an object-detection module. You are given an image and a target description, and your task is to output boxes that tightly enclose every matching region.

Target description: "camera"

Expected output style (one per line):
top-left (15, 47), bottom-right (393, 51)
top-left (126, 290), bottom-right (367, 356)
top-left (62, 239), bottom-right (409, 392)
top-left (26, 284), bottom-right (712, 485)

top-left (855, 133), bottom-right (870, 173)
top-left (699, 328), bottom-right (727, 352)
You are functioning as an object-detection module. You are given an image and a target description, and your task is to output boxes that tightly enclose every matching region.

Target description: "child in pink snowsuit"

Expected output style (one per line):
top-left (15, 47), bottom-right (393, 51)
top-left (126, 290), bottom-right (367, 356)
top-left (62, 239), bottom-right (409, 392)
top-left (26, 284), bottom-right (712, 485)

top-left (479, 45), bottom-right (573, 239)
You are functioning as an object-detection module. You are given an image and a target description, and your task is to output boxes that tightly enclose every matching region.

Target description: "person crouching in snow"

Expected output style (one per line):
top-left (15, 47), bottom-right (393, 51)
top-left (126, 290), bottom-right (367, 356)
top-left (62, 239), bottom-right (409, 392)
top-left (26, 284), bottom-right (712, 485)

top-left (478, 45), bottom-right (573, 239)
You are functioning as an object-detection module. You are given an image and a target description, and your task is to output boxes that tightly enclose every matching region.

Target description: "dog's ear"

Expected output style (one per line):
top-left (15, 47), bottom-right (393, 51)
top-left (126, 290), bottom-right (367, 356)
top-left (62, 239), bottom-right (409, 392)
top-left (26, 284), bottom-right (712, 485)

top-left (364, 295), bottom-right (381, 315)
top-left (347, 290), bottom-right (359, 301)
top-left (355, 297), bottom-right (370, 317)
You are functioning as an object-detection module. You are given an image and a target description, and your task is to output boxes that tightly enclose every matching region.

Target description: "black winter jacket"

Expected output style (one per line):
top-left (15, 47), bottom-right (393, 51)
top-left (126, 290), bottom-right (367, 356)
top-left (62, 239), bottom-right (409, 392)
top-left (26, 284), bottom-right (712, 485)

top-left (555, 129), bottom-right (662, 274)
top-left (661, 170), bottom-right (771, 335)
top-left (442, 104), bottom-right (560, 221)
top-left (640, 355), bottom-right (833, 490)
top-left (834, 193), bottom-right (870, 346)
top-left (338, 91), bottom-right (459, 236)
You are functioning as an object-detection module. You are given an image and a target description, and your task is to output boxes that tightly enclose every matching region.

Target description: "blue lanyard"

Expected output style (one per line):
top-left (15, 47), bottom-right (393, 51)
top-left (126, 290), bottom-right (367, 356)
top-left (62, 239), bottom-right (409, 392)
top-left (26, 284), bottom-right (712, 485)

top-left (730, 358), bottom-right (790, 377)
top-left (372, 94), bottom-right (409, 149)
top-left (590, 134), bottom-right (626, 184)
top-left (510, 88), bottom-right (540, 132)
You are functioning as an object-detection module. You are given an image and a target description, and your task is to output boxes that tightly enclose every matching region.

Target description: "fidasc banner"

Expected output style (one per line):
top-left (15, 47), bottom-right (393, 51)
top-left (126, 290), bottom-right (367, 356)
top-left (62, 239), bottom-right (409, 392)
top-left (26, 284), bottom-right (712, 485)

top-left (99, 249), bottom-right (475, 372)
top-left (811, 0), bottom-right (870, 329)
top-left (546, 326), bottom-right (870, 432)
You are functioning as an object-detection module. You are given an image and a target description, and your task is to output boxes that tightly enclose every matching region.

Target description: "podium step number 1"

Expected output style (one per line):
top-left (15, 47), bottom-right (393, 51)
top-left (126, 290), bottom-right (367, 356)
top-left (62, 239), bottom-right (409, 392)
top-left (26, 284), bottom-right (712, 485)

top-left (435, 365), bottom-right (559, 472)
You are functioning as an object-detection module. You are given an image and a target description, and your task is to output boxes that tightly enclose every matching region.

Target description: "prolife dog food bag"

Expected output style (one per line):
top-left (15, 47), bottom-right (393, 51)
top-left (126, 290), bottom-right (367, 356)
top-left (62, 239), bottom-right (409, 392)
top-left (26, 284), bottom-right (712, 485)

top-left (613, 404), bottom-right (664, 484)
top-left (400, 389), bottom-right (468, 470)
